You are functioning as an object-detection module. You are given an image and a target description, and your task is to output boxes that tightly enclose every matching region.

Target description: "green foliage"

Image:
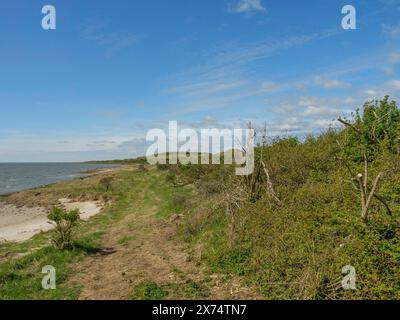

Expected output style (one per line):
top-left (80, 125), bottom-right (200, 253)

top-left (0, 246), bottom-right (80, 300)
top-left (0, 168), bottom-right (181, 299)
top-left (165, 280), bottom-right (210, 298)
top-left (86, 156), bottom-right (148, 165)
top-left (2, 97), bottom-right (400, 300)
top-left (48, 207), bottom-right (80, 250)
top-left (342, 96), bottom-right (400, 160)
top-left (132, 280), bottom-right (210, 299)
top-left (0, 232), bottom-right (103, 300)
top-left (177, 97), bottom-right (400, 299)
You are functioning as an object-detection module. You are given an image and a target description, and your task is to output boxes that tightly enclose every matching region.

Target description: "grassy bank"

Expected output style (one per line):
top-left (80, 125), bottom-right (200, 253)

top-left (1, 164), bottom-right (250, 300)
top-left (171, 97), bottom-right (400, 300)
top-left (0, 165), bottom-right (194, 299)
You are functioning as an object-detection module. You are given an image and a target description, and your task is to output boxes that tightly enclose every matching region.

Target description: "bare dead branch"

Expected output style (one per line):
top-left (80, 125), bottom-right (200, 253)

top-left (363, 151), bottom-right (368, 190)
top-left (338, 118), bottom-right (361, 134)
top-left (356, 173), bottom-right (366, 211)
top-left (361, 173), bottom-right (382, 223)
top-left (260, 160), bottom-right (282, 204)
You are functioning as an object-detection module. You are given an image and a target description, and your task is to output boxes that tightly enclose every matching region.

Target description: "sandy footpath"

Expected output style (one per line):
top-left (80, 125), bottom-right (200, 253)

top-left (0, 199), bottom-right (103, 243)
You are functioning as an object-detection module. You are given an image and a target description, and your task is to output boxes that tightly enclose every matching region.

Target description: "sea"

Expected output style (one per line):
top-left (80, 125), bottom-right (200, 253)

top-left (0, 163), bottom-right (116, 195)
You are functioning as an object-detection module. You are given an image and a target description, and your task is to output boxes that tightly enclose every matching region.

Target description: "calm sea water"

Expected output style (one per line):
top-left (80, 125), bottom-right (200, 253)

top-left (0, 163), bottom-right (115, 195)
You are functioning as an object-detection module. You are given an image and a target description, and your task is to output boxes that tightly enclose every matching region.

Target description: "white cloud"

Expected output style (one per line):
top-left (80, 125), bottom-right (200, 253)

top-left (163, 27), bottom-right (342, 115)
top-left (360, 82), bottom-right (400, 100)
top-left (229, 0), bottom-right (266, 14)
top-left (386, 80), bottom-right (400, 90)
top-left (303, 106), bottom-right (339, 117)
top-left (313, 76), bottom-right (352, 89)
top-left (298, 96), bottom-right (347, 117)
top-left (265, 95), bottom-right (355, 137)
top-left (362, 80), bottom-right (400, 99)
top-left (362, 89), bottom-right (379, 97)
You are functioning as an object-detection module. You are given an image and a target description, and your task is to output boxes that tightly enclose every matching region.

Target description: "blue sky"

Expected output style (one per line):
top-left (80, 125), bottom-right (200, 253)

top-left (1, 0), bottom-right (400, 161)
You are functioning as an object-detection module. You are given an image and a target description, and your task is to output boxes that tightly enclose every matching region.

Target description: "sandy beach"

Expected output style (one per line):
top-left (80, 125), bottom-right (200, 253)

top-left (0, 199), bottom-right (103, 242)
top-left (0, 164), bottom-right (129, 243)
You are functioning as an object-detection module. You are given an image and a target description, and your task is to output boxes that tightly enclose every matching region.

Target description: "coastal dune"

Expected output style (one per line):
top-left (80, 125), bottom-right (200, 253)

top-left (0, 199), bottom-right (102, 242)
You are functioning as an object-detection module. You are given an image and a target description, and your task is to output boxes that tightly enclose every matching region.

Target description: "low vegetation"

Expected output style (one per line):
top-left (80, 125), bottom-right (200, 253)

top-left (132, 282), bottom-right (168, 300)
top-left (0, 166), bottom-right (205, 299)
top-left (48, 208), bottom-right (80, 250)
top-left (0, 97), bottom-right (399, 300)
top-left (85, 157), bottom-right (148, 165)
top-left (169, 96), bottom-right (400, 299)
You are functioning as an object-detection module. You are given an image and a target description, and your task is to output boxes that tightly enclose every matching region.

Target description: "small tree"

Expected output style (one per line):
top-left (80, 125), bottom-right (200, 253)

top-left (337, 96), bottom-right (398, 222)
top-left (48, 207), bottom-right (80, 250)
top-left (99, 176), bottom-right (113, 192)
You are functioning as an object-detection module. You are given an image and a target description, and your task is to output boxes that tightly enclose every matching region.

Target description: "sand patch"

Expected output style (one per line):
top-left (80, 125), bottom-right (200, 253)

top-left (59, 198), bottom-right (102, 220)
top-left (0, 204), bottom-right (51, 242)
top-left (0, 199), bottom-right (103, 243)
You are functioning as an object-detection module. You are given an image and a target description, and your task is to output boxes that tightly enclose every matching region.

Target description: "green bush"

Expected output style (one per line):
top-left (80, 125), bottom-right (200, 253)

top-left (342, 96), bottom-right (400, 160)
top-left (177, 97), bottom-right (400, 299)
top-left (48, 207), bottom-right (80, 250)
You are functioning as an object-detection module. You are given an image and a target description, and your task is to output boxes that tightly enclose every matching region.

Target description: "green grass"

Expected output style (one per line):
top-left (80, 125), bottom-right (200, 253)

top-left (0, 167), bottom-right (193, 299)
top-left (165, 280), bottom-right (210, 299)
top-left (131, 279), bottom-right (210, 300)
top-left (132, 282), bottom-right (167, 300)
top-left (0, 232), bottom-right (103, 299)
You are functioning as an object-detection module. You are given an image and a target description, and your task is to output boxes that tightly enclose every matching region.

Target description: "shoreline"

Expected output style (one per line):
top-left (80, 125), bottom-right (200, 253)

top-left (0, 164), bottom-right (133, 243)
top-left (0, 199), bottom-right (103, 242)
top-left (0, 164), bottom-right (121, 197)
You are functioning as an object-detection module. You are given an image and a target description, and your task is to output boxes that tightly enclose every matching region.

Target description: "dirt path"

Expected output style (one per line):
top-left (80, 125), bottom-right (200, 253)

top-left (67, 176), bottom-right (260, 300)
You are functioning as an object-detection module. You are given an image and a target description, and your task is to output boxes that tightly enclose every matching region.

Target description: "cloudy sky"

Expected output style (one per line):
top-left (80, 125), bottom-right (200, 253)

top-left (1, 0), bottom-right (400, 161)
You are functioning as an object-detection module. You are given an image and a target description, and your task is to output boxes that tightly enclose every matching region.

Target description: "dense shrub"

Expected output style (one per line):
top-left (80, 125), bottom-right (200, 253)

top-left (48, 207), bottom-right (80, 250)
top-left (176, 97), bottom-right (400, 299)
top-left (342, 95), bottom-right (400, 161)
